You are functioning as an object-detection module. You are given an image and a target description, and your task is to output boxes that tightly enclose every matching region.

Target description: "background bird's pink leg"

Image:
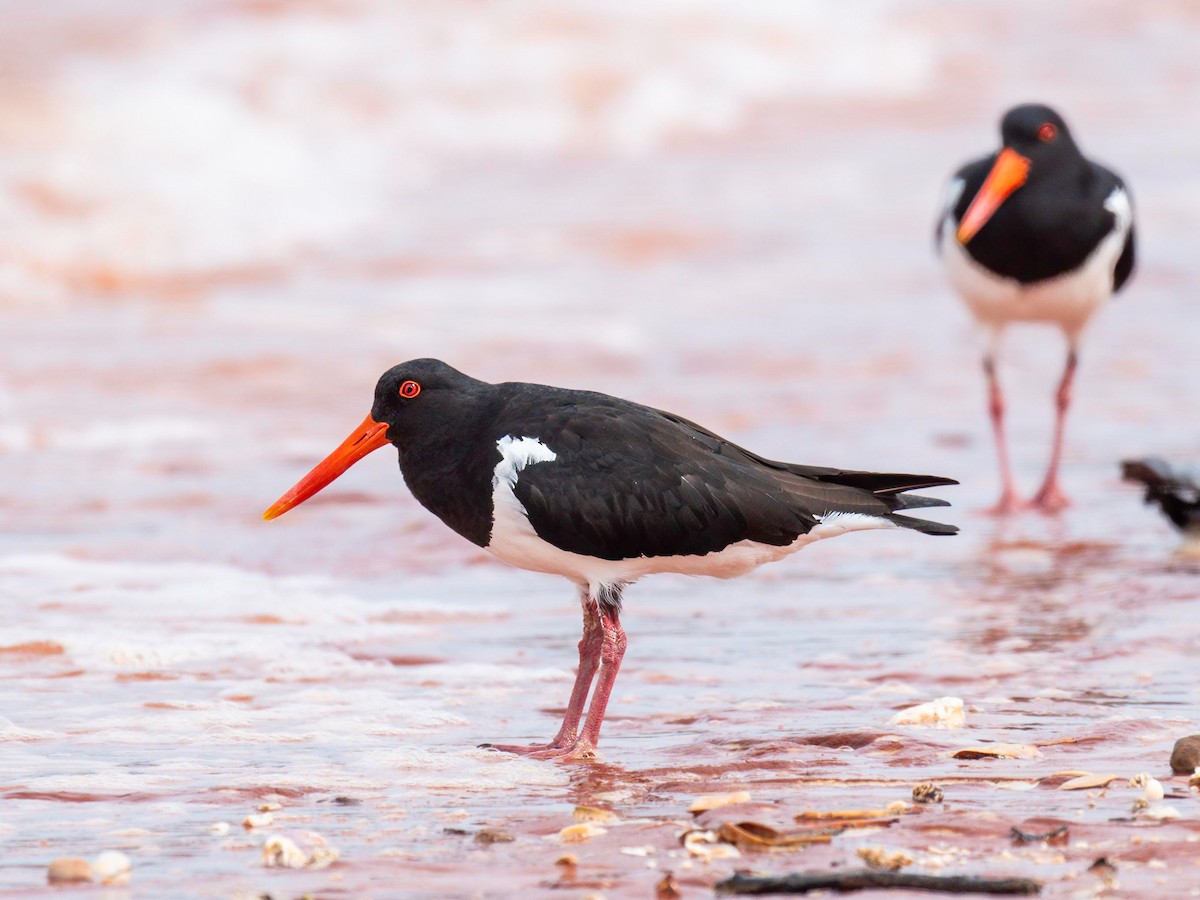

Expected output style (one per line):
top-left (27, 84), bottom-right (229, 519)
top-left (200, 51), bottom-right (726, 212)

top-left (983, 354), bottom-right (1022, 514)
top-left (483, 587), bottom-right (604, 755)
top-left (1030, 348), bottom-right (1078, 513)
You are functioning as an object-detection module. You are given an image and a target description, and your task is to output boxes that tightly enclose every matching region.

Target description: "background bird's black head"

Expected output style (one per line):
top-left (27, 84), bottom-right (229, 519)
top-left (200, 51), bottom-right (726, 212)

top-left (999, 103), bottom-right (1080, 162)
top-left (370, 358), bottom-right (488, 445)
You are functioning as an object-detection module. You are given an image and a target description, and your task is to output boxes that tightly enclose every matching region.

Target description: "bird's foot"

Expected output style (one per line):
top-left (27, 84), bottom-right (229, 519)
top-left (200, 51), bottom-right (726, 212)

top-left (982, 491), bottom-right (1025, 516)
top-left (1029, 483), bottom-right (1070, 514)
top-left (479, 739), bottom-right (599, 762)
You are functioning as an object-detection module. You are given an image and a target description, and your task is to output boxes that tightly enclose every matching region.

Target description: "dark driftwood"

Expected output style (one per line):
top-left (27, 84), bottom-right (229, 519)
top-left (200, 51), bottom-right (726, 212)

top-left (715, 870), bottom-right (1041, 895)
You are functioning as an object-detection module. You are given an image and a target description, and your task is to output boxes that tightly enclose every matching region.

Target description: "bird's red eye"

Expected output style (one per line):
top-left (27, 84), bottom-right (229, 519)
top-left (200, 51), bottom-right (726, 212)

top-left (1038, 123), bottom-right (1057, 142)
top-left (399, 380), bottom-right (421, 398)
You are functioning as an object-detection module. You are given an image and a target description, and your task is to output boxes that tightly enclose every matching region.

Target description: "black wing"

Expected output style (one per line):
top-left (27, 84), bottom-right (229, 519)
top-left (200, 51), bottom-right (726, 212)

top-left (503, 394), bottom-right (956, 562)
top-left (1122, 457), bottom-right (1200, 532)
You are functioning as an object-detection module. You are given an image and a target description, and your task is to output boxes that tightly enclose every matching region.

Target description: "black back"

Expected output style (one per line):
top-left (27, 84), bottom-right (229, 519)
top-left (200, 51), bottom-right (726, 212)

top-left (938, 104), bottom-right (1136, 289)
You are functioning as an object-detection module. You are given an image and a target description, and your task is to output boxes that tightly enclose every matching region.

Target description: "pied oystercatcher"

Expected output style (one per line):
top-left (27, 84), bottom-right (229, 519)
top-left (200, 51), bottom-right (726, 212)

top-left (937, 103), bottom-right (1136, 513)
top-left (265, 359), bottom-right (957, 760)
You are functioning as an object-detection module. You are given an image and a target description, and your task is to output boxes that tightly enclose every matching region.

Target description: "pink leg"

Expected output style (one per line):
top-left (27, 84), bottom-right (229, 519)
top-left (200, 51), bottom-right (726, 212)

top-left (482, 588), bottom-right (604, 755)
top-left (572, 604), bottom-right (627, 753)
top-left (983, 355), bottom-right (1022, 514)
top-left (1030, 349), bottom-right (1077, 513)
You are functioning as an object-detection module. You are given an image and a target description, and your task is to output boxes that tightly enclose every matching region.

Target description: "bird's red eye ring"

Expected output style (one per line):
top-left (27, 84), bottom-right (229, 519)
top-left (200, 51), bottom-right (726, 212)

top-left (399, 380), bottom-right (421, 398)
top-left (1038, 123), bottom-right (1057, 142)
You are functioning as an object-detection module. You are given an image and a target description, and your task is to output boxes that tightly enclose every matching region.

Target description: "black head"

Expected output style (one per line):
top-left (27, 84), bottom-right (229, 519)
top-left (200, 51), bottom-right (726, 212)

top-left (998, 104), bottom-right (1081, 165)
top-left (370, 358), bottom-right (487, 445)
top-left (956, 104), bottom-right (1084, 245)
top-left (264, 358), bottom-right (488, 520)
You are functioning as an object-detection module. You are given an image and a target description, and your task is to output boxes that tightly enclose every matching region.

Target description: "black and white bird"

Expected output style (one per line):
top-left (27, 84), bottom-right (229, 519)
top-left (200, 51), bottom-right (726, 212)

top-left (937, 103), bottom-right (1136, 513)
top-left (264, 359), bottom-right (957, 760)
top-left (1122, 457), bottom-right (1200, 543)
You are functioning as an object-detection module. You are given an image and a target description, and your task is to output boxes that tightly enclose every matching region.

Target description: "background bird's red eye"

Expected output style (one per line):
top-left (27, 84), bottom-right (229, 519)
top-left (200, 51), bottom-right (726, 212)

top-left (1038, 123), bottom-right (1057, 142)
top-left (399, 380), bottom-right (421, 398)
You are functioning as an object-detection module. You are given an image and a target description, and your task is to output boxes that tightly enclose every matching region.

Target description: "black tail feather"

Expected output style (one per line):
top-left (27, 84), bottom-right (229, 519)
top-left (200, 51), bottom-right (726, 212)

top-left (787, 465), bottom-right (959, 535)
top-left (886, 512), bottom-right (959, 535)
top-left (785, 464), bottom-right (959, 496)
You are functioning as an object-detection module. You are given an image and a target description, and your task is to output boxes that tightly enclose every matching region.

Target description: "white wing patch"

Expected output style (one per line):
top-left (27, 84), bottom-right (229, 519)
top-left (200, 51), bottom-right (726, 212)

top-left (1103, 186), bottom-right (1132, 233)
top-left (940, 177), bottom-right (965, 220)
top-left (492, 435), bottom-right (557, 492)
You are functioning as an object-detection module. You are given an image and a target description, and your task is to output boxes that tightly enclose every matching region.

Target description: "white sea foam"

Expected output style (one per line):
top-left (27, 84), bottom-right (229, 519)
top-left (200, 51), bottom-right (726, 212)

top-left (0, 2), bottom-right (932, 302)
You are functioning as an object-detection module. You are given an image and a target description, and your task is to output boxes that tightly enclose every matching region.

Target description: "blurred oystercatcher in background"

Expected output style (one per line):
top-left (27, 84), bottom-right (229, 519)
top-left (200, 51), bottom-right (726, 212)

top-left (937, 103), bottom-right (1136, 513)
top-left (1122, 457), bottom-right (1200, 548)
top-left (264, 359), bottom-right (957, 760)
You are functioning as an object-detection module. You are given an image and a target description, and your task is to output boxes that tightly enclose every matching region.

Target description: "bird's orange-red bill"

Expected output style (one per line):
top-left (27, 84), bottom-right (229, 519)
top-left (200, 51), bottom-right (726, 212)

top-left (956, 148), bottom-right (1031, 244)
top-left (263, 414), bottom-right (391, 520)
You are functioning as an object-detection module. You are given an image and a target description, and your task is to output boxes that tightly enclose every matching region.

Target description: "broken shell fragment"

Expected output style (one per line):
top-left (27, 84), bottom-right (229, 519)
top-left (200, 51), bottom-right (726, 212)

top-left (682, 829), bottom-right (741, 859)
top-left (47, 858), bottom-right (93, 884)
top-left (262, 834), bottom-right (307, 868)
top-left (573, 805), bottom-right (619, 824)
top-left (715, 821), bottom-right (834, 850)
top-left (1128, 773), bottom-right (1165, 801)
top-left (795, 800), bottom-right (907, 823)
top-left (857, 846), bottom-right (914, 871)
top-left (952, 743), bottom-right (1040, 760)
top-left (1059, 773), bottom-right (1118, 791)
top-left (688, 791), bottom-right (751, 813)
top-left (262, 832), bottom-right (339, 868)
top-left (620, 846), bottom-right (655, 857)
top-left (92, 850), bottom-right (132, 885)
top-left (558, 823), bottom-right (607, 843)
top-left (655, 871), bottom-right (682, 899)
top-left (1089, 857), bottom-right (1118, 889)
top-left (912, 782), bottom-right (944, 804)
top-left (888, 697), bottom-right (964, 728)
top-left (243, 812), bottom-right (274, 829)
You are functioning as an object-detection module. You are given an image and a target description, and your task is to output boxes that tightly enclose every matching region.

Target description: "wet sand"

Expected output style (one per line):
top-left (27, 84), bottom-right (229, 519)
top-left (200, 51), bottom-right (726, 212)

top-left (1, 2), bottom-right (1199, 897)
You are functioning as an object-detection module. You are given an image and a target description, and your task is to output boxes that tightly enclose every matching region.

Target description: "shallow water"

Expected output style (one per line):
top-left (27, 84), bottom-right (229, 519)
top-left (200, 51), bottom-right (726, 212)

top-left (2, 2), bottom-right (1200, 897)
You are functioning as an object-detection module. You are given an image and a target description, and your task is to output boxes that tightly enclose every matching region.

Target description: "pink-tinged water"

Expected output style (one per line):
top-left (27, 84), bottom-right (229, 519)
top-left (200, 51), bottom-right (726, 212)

top-left (2, 2), bottom-right (1200, 897)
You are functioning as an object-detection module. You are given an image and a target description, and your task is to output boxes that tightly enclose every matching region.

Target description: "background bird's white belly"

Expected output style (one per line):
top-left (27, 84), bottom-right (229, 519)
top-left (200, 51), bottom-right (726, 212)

top-left (939, 214), bottom-right (1127, 339)
top-left (487, 435), bottom-right (895, 585)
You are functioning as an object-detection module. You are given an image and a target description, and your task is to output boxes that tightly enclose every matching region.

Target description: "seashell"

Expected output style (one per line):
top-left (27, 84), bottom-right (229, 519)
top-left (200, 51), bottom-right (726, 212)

top-left (558, 823), bottom-right (606, 843)
top-left (46, 858), bottom-right (92, 884)
top-left (1059, 773), bottom-right (1118, 791)
top-left (688, 791), bottom-right (751, 813)
top-left (857, 846), bottom-right (914, 871)
top-left (889, 697), bottom-right (964, 728)
top-left (92, 850), bottom-right (132, 885)
top-left (262, 834), bottom-right (307, 868)
top-left (682, 829), bottom-right (740, 860)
